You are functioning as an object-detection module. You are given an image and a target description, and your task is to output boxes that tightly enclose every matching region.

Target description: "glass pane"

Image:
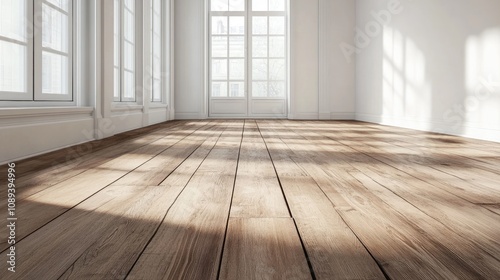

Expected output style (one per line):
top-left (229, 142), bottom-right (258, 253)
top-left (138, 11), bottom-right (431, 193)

top-left (229, 0), bottom-right (244, 11)
top-left (42, 51), bottom-right (68, 94)
top-left (212, 82), bottom-right (227, 97)
top-left (211, 0), bottom-right (227, 11)
top-left (123, 70), bottom-right (135, 99)
top-left (269, 16), bottom-right (285, 35)
top-left (229, 16), bottom-right (244, 35)
top-left (252, 0), bottom-right (267, 11)
top-left (269, 36), bottom-right (285, 57)
top-left (212, 59), bottom-right (227, 80)
top-left (42, 3), bottom-right (69, 52)
top-left (269, 59), bottom-right (285, 80)
top-left (153, 55), bottom-right (161, 73)
top-left (124, 8), bottom-right (135, 42)
top-left (252, 59), bottom-right (267, 80)
top-left (229, 59), bottom-right (244, 80)
top-left (252, 82), bottom-right (267, 97)
top-left (269, 0), bottom-right (285, 11)
top-left (229, 36), bottom-right (244, 57)
top-left (0, 0), bottom-right (26, 42)
top-left (124, 0), bottom-right (134, 10)
top-left (124, 41), bottom-right (134, 70)
top-left (114, 0), bottom-right (120, 67)
top-left (252, 36), bottom-right (267, 57)
top-left (114, 67), bottom-right (120, 98)
top-left (269, 81), bottom-right (285, 97)
top-left (212, 16), bottom-right (228, 35)
top-left (229, 82), bottom-right (244, 97)
top-left (212, 36), bottom-right (228, 57)
top-left (252, 17), bottom-right (267, 35)
top-left (47, 0), bottom-right (69, 12)
top-left (0, 40), bottom-right (26, 92)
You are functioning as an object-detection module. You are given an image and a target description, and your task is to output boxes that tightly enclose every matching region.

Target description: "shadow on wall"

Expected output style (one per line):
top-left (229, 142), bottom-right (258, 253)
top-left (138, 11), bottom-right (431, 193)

top-left (357, 0), bottom-right (500, 141)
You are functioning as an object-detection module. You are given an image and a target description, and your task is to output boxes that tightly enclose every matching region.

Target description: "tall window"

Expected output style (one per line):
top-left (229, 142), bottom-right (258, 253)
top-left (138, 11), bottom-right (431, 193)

top-left (209, 0), bottom-right (287, 99)
top-left (250, 0), bottom-right (286, 98)
top-left (114, 0), bottom-right (136, 102)
top-left (150, 0), bottom-right (163, 102)
top-left (210, 0), bottom-right (246, 98)
top-left (0, 0), bottom-right (73, 102)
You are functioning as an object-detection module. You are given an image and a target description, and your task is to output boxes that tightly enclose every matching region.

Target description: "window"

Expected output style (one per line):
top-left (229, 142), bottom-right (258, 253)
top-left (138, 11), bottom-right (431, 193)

top-left (209, 0), bottom-right (287, 100)
top-left (0, 0), bottom-right (73, 102)
top-left (150, 0), bottom-right (164, 103)
top-left (114, 0), bottom-right (136, 102)
top-left (250, 1), bottom-right (286, 98)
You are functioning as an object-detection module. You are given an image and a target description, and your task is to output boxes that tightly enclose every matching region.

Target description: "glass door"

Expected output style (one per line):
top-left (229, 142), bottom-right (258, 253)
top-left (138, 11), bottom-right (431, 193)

top-left (209, 0), bottom-right (287, 118)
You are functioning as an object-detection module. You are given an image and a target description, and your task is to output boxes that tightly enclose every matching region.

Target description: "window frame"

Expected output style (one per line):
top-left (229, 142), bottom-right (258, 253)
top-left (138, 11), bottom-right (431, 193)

top-left (209, 7), bottom-right (247, 100)
top-left (0, 0), bottom-right (75, 103)
top-left (208, 0), bottom-right (288, 101)
top-left (0, 0), bottom-right (34, 101)
top-left (114, 0), bottom-right (137, 103)
top-left (34, 0), bottom-right (74, 101)
top-left (150, 0), bottom-right (164, 103)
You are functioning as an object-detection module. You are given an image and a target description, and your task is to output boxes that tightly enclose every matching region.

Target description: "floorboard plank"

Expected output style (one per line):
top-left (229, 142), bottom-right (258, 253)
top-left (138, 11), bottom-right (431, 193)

top-left (219, 218), bottom-right (312, 280)
top-left (230, 120), bottom-right (289, 218)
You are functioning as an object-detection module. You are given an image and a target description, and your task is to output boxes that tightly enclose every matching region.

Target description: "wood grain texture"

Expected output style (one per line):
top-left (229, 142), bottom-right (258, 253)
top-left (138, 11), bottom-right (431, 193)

top-left (230, 120), bottom-right (289, 218)
top-left (0, 121), bottom-right (210, 251)
top-left (126, 121), bottom-right (244, 280)
top-left (1, 120), bottom-right (499, 279)
top-left (2, 185), bottom-right (175, 280)
top-left (220, 218), bottom-right (311, 280)
top-left (258, 121), bottom-right (386, 280)
top-left (274, 120), bottom-right (500, 279)
top-left (112, 121), bottom-right (222, 186)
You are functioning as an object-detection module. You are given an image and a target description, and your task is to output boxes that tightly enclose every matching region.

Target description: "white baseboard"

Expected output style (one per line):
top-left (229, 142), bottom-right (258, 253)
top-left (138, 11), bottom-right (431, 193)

top-left (330, 112), bottom-right (355, 120)
top-left (0, 118), bottom-right (95, 164)
top-left (175, 112), bottom-right (206, 120)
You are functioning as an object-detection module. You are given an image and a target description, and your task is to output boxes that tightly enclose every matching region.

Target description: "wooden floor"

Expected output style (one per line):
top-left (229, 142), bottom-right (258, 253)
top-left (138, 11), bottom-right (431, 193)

top-left (2, 120), bottom-right (500, 279)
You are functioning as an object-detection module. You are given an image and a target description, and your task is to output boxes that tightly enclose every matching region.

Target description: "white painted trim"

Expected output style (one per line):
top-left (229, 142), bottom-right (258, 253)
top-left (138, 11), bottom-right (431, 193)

top-left (0, 138), bottom-right (93, 166)
top-left (175, 112), bottom-right (205, 120)
top-left (0, 118), bottom-right (95, 164)
top-left (288, 113), bottom-right (319, 120)
top-left (330, 112), bottom-right (355, 120)
top-left (169, 0), bottom-right (175, 120)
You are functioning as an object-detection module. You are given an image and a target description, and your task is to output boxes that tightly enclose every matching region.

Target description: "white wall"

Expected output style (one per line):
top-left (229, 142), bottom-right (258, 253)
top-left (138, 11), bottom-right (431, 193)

top-left (174, 0), bottom-right (206, 119)
top-left (355, 0), bottom-right (500, 142)
top-left (174, 0), bottom-right (357, 120)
